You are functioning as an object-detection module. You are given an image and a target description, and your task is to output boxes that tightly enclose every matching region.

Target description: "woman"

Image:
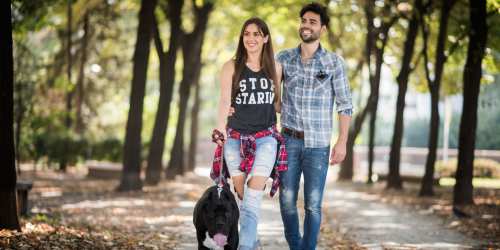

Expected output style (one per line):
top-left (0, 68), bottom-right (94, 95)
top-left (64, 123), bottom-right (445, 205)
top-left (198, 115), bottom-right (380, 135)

top-left (212, 17), bottom-right (287, 250)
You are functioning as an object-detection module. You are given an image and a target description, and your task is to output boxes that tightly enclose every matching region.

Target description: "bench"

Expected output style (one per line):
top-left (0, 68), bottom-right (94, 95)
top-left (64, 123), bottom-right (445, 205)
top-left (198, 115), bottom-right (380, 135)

top-left (16, 180), bottom-right (33, 216)
top-left (86, 161), bottom-right (122, 179)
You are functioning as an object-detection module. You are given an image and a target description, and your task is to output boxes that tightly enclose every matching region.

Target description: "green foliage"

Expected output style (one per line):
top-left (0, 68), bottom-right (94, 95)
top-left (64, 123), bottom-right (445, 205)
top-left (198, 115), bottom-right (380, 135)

top-left (89, 138), bottom-right (123, 162)
top-left (34, 130), bottom-right (88, 168)
top-left (436, 158), bottom-right (500, 178)
top-left (11, 0), bottom-right (63, 33)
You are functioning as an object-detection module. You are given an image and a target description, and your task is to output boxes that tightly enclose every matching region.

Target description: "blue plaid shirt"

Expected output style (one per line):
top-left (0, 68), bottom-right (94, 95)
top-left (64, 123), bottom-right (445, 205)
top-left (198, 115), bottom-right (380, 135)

top-left (277, 45), bottom-right (353, 148)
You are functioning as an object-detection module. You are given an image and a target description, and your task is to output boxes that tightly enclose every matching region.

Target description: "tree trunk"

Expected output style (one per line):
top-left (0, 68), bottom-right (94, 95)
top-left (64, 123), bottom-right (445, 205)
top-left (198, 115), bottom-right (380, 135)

top-left (117, 0), bottom-right (158, 191)
top-left (145, 0), bottom-right (183, 185)
top-left (15, 81), bottom-right (23, 176)
top-left (340, 98), bottom-right (371, 180)
top-left (421, 89), bottom-right (439, 194)
top-left (75, 12), bottom-right (90, 135)
top-left (454, 0), bottom-right (487, 205)
top-left (61, 0), bottom-right (74, 172)
top-left (166, 75), bottom-right (191, 179)
top-left (0, 1), bottom-right (21, 230)
top-left (339, 0), bottom-right (375, 181)
top-left (188, 74), bottom-right (201, 172)
top-left (65, 0), bottom-right (73, 130)
top-left (339, 1), bottom-right (396, 182)
top-left (367, 33), bottom-right (391, 184)
top-left (420, 0), bottom-right (456, 196)
top-left (367, 97), bottom-right (378, 183)
top-left (387, 4), bottom-right (420, 190)
top-left (165, 2), bottom-right (213, 180)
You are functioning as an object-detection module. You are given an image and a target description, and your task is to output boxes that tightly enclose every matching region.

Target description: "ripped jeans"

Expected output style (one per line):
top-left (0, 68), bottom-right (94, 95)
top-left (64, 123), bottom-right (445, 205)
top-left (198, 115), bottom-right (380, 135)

top-left (224, 136), bottom-right (277, 249)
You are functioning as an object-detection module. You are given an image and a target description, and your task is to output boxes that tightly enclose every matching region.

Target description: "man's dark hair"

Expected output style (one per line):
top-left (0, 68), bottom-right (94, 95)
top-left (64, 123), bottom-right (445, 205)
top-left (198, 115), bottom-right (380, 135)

top-left (300, 2), bottom-right (330, 26)
top-left (300, 2), bottom-right (330, 27)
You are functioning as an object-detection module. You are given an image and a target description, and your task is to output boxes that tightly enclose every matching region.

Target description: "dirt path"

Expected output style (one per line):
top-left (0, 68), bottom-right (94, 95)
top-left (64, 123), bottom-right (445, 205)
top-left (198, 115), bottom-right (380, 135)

top-left (23, 162), bottom-right (483, 250)
top-left (323, 181), bottom-right (481, 249)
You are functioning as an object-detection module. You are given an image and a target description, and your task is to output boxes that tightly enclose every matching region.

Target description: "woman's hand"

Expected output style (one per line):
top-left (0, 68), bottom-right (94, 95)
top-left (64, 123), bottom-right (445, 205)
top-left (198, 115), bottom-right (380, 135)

top-left (212, 128), bottom-right (227, 146)
top-left (274, 101), bottom-right (281, 113)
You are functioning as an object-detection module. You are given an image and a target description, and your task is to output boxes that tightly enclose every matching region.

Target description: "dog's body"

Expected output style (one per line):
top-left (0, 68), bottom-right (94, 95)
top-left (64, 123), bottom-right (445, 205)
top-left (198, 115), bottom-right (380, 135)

top-left (193, 185), bottom-right (239, 250)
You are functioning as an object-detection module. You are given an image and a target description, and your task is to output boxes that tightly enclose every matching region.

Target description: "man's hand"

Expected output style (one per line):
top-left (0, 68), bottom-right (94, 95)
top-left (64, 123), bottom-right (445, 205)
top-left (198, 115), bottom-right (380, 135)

top-left (329, 141), bottom-right (347, 165)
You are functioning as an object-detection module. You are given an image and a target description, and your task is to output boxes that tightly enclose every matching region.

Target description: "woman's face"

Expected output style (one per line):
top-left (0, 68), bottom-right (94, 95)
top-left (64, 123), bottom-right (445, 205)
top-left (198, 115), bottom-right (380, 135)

top-left (243, 23), bottom-right (268, 55)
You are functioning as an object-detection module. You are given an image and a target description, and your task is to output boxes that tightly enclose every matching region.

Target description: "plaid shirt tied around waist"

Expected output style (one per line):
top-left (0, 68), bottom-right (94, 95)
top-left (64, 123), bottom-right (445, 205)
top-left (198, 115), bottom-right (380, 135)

top-left (276, 44), bottom-right (354, 148)
top-left (211, 125), bottom-right (287, 197)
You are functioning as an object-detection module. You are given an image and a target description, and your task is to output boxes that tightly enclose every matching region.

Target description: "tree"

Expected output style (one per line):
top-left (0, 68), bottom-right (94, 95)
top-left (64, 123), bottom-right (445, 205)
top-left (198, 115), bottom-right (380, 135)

top-left (187, 72), bottom-right (202, 172)
top-left (166, 0), bottom-right (213, 179)
top-left (387, 0), bottom-right (421, 190)
top-left (453, 0), bottom-right (488, 205)
top-left (75, 11), bottom-right (90, 134)
top-left (419, 0), bottom-right (457, 196)
top-left (65, 0), bottom-right (74, 130)
top-left (145, 0), bottom-right (184, 185)
top-left (118, 0), bottom-right (158, 191)
top-left (0, 0), bottom-right (21, 230)
top-left (339, 1), bottom-right (398, 182)
top-left (59, 0), bottom-right (74, 172)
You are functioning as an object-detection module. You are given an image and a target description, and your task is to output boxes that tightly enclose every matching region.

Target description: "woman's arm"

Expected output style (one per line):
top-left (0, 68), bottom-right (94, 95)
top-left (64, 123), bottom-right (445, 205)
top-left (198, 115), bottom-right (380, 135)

top-left (274, 61), bottom-right (282, 113)
top-left (215, 60), bottom-right (234, 145)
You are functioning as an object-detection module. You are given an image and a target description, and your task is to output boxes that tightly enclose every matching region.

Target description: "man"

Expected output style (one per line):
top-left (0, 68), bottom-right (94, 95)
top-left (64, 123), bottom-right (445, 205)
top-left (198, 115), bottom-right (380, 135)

top-left (276, 3), bottom-right (353, 249)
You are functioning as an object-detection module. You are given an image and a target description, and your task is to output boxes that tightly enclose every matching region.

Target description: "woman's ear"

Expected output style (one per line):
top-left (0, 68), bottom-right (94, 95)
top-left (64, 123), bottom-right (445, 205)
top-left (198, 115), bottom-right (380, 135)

top-left (263, 35), bottom-right (269, 43)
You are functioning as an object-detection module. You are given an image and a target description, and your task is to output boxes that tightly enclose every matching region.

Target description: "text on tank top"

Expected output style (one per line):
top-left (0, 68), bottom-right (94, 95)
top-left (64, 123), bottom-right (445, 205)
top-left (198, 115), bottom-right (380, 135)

top-left (227, 65), bottom-right (276, 134)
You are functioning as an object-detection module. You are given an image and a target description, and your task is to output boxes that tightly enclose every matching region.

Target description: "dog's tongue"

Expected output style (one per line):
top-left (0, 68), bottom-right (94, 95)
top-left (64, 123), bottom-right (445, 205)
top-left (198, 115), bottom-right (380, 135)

top-left (213, 233), bottom-right (227, 247)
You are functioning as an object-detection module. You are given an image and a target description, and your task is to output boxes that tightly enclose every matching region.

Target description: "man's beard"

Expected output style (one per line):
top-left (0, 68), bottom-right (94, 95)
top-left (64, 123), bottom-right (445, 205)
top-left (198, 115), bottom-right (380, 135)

top-left (299, 28), bottom-right (320, 43)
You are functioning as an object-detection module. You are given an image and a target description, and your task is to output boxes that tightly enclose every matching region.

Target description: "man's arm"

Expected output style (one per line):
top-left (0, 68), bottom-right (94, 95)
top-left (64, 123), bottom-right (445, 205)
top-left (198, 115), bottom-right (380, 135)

top-left (330, 114), bottom-right (351, 165)
top-left (330, 54), bottom-right (353, 165)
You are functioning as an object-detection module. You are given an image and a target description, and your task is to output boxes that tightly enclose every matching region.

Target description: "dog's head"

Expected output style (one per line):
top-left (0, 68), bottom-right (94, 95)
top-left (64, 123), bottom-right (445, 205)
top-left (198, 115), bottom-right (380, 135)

top-left (202, 185), bottom-right (239, 240)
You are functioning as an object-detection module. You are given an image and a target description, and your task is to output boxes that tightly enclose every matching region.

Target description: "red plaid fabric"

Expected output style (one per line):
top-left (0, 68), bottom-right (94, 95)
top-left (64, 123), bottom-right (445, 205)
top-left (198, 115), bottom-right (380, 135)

top-left (211, 125), bottom-right (288, 197)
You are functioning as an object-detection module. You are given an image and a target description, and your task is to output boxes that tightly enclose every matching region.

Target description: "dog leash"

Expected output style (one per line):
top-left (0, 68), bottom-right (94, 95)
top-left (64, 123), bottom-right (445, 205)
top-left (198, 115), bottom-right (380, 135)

top-left (217, 143), bottom-right (225, 199)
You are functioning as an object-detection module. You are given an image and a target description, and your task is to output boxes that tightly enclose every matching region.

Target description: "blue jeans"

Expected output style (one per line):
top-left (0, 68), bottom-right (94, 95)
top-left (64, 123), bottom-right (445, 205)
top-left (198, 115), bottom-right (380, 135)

top-left (279, 134), bottom-right (330, 250)
top-left (224, 135), bottom-right (277, 249)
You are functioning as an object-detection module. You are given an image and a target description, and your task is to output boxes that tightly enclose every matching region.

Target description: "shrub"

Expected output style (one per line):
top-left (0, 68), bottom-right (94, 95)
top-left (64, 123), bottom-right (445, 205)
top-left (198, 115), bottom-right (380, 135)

top-left (436, 158), bottom-right (500, 178)
top-left (89, 138), bottom-right (123, 162)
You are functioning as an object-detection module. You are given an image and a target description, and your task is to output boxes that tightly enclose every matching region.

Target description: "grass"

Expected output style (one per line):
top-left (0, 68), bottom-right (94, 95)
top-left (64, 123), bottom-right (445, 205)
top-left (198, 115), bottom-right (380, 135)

top-left (439, 177), bottom-right (500, 188)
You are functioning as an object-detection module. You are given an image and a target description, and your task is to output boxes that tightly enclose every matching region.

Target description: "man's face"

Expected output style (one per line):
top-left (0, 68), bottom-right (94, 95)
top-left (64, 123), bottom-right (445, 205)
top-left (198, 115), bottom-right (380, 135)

top-left (299, 11), bottom-right (325, 43)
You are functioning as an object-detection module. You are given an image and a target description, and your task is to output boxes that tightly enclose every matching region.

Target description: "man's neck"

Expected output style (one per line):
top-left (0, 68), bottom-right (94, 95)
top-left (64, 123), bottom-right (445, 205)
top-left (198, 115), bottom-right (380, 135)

top-left (300, 41), bottom-right (320, 60)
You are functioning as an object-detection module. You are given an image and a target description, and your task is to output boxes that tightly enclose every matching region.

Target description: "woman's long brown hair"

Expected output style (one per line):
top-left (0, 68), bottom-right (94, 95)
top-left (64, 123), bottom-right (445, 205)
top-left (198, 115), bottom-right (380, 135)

top-left (231, 17), bottom-right (277, 102)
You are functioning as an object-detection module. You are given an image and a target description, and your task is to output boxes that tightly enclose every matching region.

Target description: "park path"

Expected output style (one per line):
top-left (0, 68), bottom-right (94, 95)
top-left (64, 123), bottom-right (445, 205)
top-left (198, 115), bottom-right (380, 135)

top-left (323, 181), bottom-right (480, 250)
top-left (25, 136), bottom-right (482, 250)
top-left (174, 166), bottom-right (480, 250)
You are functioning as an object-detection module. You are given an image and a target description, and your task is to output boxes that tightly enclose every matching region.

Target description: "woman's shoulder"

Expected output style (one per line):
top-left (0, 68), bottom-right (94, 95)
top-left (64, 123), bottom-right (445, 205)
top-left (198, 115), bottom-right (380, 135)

top-left (222, 59), bottom-right (236, 72)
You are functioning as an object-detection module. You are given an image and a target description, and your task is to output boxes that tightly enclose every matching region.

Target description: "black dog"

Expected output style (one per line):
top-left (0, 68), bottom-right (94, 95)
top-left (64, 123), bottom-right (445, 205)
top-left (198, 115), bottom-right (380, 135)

top-left (193, 184), bottom-right (239, 250)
